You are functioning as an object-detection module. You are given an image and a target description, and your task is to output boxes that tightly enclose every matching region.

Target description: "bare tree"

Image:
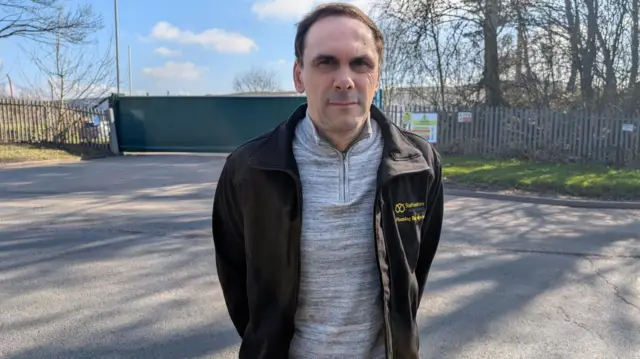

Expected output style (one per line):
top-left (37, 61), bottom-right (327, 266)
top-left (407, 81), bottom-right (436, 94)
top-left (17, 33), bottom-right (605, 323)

top-left (373, 0), bottom-right (484, 108)
top-left (0, 0), bottom-right (102, 44)
top-left (232, 66), bottom-right (281, 93)
top-left (24, 19), bottom-right (114, 105)
top-left (369, 1), bottom-right (411, 107)
top-left (15, 5), bottom-right (113, 141)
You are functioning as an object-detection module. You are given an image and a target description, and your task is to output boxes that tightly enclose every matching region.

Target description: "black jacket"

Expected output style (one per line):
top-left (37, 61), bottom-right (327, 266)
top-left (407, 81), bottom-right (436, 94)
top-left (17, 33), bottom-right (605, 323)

top-left (212, 103), bottom-right (444, 358)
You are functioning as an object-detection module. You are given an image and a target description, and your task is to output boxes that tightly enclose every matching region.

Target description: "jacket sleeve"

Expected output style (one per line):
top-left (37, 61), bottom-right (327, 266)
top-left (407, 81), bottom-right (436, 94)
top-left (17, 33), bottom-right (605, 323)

top-left (416, 147), bottom-right (444, 302)
top-left (212, 160), bottom-right (249, 338)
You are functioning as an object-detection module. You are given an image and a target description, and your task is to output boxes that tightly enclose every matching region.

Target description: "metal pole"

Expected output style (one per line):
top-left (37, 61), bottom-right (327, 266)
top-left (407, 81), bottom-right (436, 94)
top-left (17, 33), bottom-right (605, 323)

top-left (114, 0), bottom-right (120, 94)
top-left (128, 46), bottom-right (132, 95)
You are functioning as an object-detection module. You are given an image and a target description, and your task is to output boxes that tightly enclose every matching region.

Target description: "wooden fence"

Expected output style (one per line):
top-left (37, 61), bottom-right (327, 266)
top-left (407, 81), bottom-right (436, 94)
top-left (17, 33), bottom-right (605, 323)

top-left (0, 98), bottom-right (112, 153)
top-left (385, 105), bottom-right (640, 167)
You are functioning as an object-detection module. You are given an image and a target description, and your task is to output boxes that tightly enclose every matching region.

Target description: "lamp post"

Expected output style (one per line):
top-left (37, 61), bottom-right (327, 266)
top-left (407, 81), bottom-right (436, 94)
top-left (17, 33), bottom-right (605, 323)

top-left (128, 46), bottom-right (132, 95)
top-left (114, 0), bottom-right (120, 94)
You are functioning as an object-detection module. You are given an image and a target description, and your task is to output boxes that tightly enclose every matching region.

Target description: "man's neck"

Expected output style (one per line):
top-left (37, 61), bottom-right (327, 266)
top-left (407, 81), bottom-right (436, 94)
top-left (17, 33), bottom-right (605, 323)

top-left (321, 127), bottom-right (366, 152)
top-left (312, 116), bottom-right (371, 152)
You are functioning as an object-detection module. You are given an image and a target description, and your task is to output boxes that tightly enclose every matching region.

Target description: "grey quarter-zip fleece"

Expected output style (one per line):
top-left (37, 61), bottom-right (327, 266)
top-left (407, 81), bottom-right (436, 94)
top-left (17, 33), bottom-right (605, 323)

top-left (289, 112), bottom-right (386, 359)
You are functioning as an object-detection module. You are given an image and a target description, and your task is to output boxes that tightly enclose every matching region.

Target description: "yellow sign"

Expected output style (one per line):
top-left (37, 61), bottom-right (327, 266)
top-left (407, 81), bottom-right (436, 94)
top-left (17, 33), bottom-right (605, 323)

top-left (401, 112), bottom-right (438, 143)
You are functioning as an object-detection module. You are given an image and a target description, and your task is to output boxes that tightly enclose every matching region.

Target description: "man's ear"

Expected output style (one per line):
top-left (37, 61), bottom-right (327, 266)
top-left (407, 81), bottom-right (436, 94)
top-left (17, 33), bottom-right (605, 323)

top-left (293, 60), bottom-right (305, 94)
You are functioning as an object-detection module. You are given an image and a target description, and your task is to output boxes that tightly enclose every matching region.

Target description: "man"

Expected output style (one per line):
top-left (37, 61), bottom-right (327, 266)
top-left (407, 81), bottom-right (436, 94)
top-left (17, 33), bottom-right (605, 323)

top-left (212, 3), bottom-right (444, 358)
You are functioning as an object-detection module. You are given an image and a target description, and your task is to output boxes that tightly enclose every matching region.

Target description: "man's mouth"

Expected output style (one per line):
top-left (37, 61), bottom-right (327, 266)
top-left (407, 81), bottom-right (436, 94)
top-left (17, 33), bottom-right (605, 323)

top-left (328, 101), bottom-right (357, 107)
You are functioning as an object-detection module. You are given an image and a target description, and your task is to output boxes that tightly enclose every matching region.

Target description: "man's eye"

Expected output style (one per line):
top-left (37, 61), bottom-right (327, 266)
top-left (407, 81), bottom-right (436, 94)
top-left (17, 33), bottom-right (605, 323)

top-left (352, 60), bottom-right (370, 69)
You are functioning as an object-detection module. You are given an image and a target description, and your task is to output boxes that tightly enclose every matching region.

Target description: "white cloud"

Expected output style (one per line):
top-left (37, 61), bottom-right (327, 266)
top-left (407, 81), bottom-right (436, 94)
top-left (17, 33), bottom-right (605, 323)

top-left (251, 0), bottom-right (375, 21)
top-left (142, 61), bottom-right (208, 81)
top-left (268, 58), bottom-right (290, 68)
top-left (154, 47), bottom-right (181, 57)
top-left (148, 22), bottom-right (258, 53)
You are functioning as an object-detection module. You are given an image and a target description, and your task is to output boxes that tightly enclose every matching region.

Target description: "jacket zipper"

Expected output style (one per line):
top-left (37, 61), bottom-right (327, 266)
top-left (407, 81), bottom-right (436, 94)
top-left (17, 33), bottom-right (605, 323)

top-left (372, 191), bottom-right (390, 358)
top-left (284, 169), bottom-right (303, 320)
top-left (375, 168), bottom-right (430, 359)
top-left (340, 152), bottom-right (348, 202)
top-left (332, 133), bottom-right (366, 203)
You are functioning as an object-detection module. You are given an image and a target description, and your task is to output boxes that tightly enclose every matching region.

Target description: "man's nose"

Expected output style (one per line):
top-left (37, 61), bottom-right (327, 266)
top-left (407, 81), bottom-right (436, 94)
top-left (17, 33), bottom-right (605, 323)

top-left (333, 68), bottom-right (355, 91)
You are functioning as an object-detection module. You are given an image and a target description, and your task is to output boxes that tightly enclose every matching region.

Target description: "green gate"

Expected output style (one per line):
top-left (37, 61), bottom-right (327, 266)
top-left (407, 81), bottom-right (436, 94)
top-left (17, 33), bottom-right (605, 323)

top-left (112, 95), bottom-right (307, 152)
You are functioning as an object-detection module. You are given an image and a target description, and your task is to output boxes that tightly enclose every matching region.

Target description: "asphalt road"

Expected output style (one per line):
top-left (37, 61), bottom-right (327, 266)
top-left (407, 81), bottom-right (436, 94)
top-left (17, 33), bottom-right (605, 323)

top-left (1, 154), bottom-right (638, 359)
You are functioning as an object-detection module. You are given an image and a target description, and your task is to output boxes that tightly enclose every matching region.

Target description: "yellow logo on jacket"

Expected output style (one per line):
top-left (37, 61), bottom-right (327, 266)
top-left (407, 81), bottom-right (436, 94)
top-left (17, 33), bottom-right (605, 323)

top-left (394, 201), bottom-right (426, 222)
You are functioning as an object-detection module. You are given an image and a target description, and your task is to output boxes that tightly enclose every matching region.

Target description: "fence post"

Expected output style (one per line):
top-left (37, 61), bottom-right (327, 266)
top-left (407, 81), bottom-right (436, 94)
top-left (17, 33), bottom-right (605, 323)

top-left (105, 108), bottom-right (121, 155)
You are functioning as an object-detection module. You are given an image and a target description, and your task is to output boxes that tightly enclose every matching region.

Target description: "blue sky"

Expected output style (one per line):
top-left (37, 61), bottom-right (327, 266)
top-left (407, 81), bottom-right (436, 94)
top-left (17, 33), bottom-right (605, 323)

top-left (0, 0), bottom-right (373, 97)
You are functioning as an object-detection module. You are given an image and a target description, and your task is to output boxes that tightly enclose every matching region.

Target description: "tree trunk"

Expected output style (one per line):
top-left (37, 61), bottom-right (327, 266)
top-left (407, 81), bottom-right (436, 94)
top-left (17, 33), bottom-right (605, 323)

top-left (630, 0), bottom-right (639, 89)
top-left (579, 0), bottom-right (598, 105)
top-left (564, 0), bottom-right (580, 93)
top-left (483, 0), bottom-right (502, 106)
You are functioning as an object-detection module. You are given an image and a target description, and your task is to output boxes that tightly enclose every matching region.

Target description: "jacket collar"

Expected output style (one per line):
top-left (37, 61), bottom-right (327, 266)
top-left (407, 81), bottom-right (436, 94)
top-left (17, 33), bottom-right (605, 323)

top-left (248, 103), bottom-right (431, 185)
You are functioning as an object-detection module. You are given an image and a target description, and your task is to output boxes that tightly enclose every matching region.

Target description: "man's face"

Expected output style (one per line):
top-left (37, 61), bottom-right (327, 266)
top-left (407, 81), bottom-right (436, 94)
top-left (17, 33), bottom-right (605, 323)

top-left (293, 16), bottom-right (380, 136)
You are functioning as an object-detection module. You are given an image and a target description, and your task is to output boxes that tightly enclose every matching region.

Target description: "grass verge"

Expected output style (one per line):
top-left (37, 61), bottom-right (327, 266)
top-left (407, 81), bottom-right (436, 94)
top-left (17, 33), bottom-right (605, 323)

top-left (442, 155), bottom-right (640, 200)
top-left (0, 143), bottom-right (112, 165)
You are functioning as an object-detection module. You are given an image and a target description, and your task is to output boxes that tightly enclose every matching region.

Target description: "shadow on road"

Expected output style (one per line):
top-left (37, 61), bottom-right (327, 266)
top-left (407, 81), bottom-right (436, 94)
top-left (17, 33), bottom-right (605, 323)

top-left (1, 154), bottom-right (639, 358)
top-left (0, 154), bottom-right (225, 199)
top-left (5, 324), bottom-right (239, 359)
top-left (1, 155), bottom-right (240, 358)
top-left (419, 197), bottom-right (640, 358)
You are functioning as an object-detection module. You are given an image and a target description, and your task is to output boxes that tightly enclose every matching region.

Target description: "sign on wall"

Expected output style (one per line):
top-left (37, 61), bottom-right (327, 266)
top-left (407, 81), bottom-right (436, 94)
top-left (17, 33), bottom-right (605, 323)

top-left (458, 112), bottom-right (473, 123)
top-left (402, 112), bottom-right (438, 143)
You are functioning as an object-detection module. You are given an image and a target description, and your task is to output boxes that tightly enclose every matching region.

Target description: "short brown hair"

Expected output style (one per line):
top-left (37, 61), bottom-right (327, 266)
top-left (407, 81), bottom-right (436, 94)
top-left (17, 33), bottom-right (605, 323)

top-left (294, 2), bottom-right (384, 66)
